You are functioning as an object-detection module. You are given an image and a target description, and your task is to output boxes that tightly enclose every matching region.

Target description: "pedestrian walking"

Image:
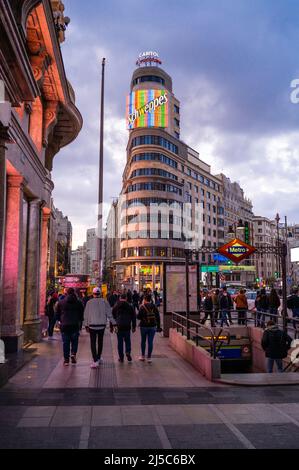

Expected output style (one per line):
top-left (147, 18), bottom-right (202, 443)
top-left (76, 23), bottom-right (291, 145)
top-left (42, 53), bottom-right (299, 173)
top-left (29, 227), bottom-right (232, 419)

top-left (269, 288), bottom-right (280, 323)
top-left (137, 294), bottom-right (162, 363)
top-left (235, 289), bottom-right (248, 325)
top-left (256, 288), bottom-right (269, 328)
top-left (84, 287), bottom-right (115, 368)
top-left (132, 290), bottom-right (140, 314)
top-left (261, 320), bottom-right (292, 373)
top-left (220, 287), bottom-right (233, 324)
top-left (202, 291), bottom-right (215, 327)
top-left (287, 288), bottom-right (299, 330)
top-left (112, 293), bottom-right (136, 363)
top-left (219, 290), bottom-right (231, 327)
top-left (56, 288), bottom-right (84, 366)
top-left (211, 289), bottom-right (220, 323)
top-left (46, 292), bottom-right (59, 339)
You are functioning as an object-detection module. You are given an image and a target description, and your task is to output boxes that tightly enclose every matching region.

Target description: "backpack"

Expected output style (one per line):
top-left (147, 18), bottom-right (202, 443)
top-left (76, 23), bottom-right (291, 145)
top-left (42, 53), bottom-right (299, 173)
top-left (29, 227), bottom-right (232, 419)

top-left (142, 304), bottom-right (157, 326)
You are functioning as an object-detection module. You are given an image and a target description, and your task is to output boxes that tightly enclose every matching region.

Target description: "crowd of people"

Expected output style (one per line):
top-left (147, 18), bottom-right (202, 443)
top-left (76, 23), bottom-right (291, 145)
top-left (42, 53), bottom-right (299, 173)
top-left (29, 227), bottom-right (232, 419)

top-left (45, 287), bottom-right (162, 367)
top-left (198, 286), bottom-right (299, 329)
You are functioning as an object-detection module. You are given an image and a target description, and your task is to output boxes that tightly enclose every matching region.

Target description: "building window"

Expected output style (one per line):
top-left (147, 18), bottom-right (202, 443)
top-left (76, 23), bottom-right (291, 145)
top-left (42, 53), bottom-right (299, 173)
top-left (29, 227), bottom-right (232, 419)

top-left (174, 118), bottom-right (180, 127)
top-left (132, 136), bottom-right (178, 155)
top-left (132, 153), bottom-right (178, 168)
top-left (133, 75), bottom-right (165, 86)
top-left (130, 168), bottom-right (178, 180)
top-left (174, 104), bottom-right (180, 114)
top-left (174, 131), bottom-right (180, 139)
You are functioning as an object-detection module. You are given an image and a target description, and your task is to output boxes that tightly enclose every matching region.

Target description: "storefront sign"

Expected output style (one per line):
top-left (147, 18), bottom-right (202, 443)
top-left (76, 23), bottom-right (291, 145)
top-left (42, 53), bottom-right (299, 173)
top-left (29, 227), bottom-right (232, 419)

top-left (218, 238), bottom-right (256, 264)
top-left (219, 265), bottom-right (256, 272)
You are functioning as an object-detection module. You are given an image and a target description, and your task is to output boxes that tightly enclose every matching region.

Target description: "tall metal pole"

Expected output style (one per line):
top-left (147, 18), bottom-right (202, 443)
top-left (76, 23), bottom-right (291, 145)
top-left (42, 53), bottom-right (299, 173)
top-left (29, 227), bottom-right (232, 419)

top-left (185, 251), bottom-right (190, 340)
top-left (97, 58), bottom-right (106, 283)
top-left (281, 242), bottom-right (288, 333)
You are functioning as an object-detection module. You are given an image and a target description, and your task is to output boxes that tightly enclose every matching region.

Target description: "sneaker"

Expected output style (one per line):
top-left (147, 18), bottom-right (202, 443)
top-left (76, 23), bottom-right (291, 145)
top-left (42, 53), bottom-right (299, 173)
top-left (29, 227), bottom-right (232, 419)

top-left (71, 355), bottom-right (77, 365)
top-left (126, 354), bottom-right (132, 363)
top-left (118, 357), bottom-right (124, 363)
top-left (97, 358), bottom-right (104, 365)
top-left (139, 356), bottom-right (145, 362)
top-left (147, 358), bottom-right (152, 363)
top-left (90, 362), bottom-right (98, 369)
top-left (64, 360), bottom-right (69, 366)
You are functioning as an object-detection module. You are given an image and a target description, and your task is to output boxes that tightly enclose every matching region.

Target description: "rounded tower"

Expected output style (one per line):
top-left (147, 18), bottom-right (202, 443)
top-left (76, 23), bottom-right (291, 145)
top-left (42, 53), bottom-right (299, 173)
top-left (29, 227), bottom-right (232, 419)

top-left (119, 52), bottom-right (186, 291)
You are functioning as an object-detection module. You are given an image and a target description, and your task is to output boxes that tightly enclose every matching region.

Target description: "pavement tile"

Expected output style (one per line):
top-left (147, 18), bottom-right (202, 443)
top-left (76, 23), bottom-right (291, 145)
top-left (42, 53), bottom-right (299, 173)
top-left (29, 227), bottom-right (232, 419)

top-left (50, 406), bottom-right (90, 427)
top-left (236, 423), bottom-right (299, 449)
top-left (182, 405), bottom-right (222, 424)
top-left (164, 424), bottom-right (245, 449)
top-left (121, 406), bottom-right (155, 426)
top-left (216, 404), bottom-right (292, 424)
top-left (89, 425), bottom-right (162, 449)
top-left (17, 417), bottom-right (52, 428)
top-left (23, 406), bottom-right (56, 418)
top-left (0, 427), bottom-right (81, 449)
top-left (92, 406), bottom-right (122, 426)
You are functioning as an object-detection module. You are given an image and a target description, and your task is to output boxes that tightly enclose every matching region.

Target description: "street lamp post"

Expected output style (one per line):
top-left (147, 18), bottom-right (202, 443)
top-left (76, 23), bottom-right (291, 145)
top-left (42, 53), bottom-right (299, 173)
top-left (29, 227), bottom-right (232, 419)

top-left (275, 213), bottom-right (280, 278)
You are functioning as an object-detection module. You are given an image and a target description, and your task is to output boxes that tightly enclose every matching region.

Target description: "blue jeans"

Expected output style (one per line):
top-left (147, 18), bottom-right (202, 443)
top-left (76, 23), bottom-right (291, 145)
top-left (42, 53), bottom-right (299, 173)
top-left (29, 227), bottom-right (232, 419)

top-left (292, 308), bottom-right (299, 329)
top-left (267, 358), bottom-right (283, 373)
top-left (140, 327), bottom-right (156, 358)
top-left (220, 310), bottom-right (229, 327)
top-left (117, 330), bottom-right (131, 359)
top-left (61, 331), bottom-right (79, 361)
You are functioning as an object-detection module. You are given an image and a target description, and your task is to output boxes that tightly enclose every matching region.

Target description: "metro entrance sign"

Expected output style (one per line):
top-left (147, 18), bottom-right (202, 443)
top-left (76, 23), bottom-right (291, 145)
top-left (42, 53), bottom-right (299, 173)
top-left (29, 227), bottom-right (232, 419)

top-left (217, 238), bottom-right (256, 264)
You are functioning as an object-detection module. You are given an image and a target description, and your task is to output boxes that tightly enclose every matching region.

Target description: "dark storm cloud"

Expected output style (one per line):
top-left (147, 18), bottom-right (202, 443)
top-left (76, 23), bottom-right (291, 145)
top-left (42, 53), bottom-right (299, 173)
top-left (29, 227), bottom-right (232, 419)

top-left (53, 0), bottom-right (299, 247)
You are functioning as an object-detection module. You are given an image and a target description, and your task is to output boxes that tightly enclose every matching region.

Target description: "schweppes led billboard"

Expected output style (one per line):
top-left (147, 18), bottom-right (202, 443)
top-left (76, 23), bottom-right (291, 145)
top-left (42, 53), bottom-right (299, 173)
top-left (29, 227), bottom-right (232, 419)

top-left (126, 90), bottom-right (169, 130)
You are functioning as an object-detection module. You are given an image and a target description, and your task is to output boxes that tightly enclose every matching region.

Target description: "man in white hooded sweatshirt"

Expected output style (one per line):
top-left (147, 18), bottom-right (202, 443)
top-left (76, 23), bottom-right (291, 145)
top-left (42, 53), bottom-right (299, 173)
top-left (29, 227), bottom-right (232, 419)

top-left (84, 287), bottom-right (115, 368)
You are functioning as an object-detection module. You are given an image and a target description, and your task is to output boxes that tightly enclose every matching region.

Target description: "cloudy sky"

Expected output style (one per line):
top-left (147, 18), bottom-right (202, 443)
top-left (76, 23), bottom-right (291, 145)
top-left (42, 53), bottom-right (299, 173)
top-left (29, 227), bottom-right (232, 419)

top-left (52, 0), bottom-right (299, 249)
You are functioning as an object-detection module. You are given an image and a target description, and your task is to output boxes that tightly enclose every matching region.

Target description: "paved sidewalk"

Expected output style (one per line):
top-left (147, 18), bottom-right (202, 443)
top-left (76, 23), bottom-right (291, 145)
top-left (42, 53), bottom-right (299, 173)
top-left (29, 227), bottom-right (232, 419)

top-left (1, 330), bottom-right (299, 449)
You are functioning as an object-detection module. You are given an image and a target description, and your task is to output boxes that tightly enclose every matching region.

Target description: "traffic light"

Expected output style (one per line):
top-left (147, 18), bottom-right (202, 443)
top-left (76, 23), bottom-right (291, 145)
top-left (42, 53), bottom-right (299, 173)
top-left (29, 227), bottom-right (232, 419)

top-left (256, 277), bottom-right (260, 283)
top-left (274, 272), bottom-right (279, 279)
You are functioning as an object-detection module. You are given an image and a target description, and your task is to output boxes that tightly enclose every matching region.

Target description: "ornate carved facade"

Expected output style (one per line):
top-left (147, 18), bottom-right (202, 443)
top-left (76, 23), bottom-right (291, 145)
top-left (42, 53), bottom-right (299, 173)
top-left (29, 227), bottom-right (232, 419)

top-left (0, 0), bottom-right (82, 352)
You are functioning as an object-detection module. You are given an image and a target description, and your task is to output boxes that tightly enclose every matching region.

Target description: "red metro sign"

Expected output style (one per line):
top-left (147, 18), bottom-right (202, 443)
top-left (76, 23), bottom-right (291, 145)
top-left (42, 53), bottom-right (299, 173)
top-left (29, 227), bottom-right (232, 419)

top-left (217, 238), bottom-right (256, 264)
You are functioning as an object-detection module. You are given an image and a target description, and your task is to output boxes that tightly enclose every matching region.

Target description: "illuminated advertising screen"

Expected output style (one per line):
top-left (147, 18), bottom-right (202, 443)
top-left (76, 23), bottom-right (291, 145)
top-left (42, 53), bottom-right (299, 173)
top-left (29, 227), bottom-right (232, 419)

top-left (126, 89), bottom-right (168, 129)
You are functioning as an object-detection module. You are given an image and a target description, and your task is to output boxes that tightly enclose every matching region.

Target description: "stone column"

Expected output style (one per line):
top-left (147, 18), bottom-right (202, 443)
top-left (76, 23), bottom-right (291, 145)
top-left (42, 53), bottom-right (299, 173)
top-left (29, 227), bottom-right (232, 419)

top-left (2, 175), bottom-right (25, 352)
top-left (39, 208), bottom-right (51, 317)
top-left (23, 199), bottom-right (42, 343)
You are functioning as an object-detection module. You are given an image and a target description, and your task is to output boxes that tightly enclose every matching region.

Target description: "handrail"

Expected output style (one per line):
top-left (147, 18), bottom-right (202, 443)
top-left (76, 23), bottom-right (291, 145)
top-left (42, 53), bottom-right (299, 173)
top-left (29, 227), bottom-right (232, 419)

top-left (172, 312), bottom-right (231, 359)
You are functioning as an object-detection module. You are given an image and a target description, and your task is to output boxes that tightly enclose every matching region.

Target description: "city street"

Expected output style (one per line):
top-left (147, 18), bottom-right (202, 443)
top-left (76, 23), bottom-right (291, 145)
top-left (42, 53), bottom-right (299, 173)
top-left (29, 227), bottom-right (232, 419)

top-left (1, 330), bottom-right (299, 449)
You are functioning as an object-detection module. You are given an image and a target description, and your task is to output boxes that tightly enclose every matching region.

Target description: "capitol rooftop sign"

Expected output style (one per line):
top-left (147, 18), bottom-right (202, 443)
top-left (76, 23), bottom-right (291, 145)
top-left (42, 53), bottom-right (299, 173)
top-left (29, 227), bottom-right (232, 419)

top-left (136, 51), bottom-right (162, 67)
top-left (217, 239), bottom-right (256, 264)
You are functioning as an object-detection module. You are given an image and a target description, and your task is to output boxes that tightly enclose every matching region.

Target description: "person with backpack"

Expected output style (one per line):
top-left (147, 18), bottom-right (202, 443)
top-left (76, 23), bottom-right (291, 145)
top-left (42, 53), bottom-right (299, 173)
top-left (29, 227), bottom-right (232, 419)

top-left (235, 289), bottom-right (248, 325)
top-left (261, 320), bottom-right (292, 373)
top-left (137, 294), bottom-right (162, 363)
top-left (112, 293), bottom-right (136, 363)
top-left (56, 288), bottom-right (84, 366)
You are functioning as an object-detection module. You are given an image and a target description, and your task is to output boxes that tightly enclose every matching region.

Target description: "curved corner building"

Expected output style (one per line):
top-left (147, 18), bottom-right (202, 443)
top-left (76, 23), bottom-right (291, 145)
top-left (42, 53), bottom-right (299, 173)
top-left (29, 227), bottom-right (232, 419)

top-left (117, 53), bottom-right (224, 291)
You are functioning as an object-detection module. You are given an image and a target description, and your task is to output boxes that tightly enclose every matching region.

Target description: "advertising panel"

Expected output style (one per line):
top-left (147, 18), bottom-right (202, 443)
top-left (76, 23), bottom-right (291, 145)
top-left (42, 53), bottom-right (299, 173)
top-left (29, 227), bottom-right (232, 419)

top-left (166, 265), bottom-right (197, 312)
top-left (126, 89), bottom-right (168, 129)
